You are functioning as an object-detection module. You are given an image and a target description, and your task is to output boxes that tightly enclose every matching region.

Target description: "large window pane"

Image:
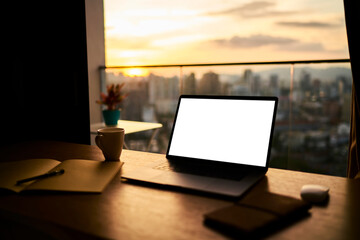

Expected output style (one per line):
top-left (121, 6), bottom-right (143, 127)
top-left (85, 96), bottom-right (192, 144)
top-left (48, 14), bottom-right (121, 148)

top-left (103, 62), bottom-right (351, 176)
top-left (102, 0), bottom-right (351, 176)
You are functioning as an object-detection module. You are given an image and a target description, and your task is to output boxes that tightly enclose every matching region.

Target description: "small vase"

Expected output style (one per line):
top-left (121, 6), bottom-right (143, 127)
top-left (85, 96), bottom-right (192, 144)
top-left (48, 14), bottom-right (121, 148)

top-left (102, 109), bottom-right (120, 126)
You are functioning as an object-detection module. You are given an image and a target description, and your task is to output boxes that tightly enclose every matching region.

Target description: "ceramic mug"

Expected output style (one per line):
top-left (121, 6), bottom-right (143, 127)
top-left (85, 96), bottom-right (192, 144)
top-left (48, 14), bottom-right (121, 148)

top-left (95, 128), bottom-right (125, 161)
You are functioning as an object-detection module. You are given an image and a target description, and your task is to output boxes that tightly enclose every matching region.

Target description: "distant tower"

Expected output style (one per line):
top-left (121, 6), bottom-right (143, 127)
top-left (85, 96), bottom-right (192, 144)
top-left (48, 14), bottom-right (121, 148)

top-left (148, 73), bottom-right (165, 104)
top-left (183, 73), bottom-right (196, 95)
top-left (243, 69), bottom-right (253, 85)
top-left (269, 74), bottom-right (280, 96)
top-left (312, 79), bottom-right (321, 100)
top-left (300, 70), bottom-right (312, 100)
top-left (251, 75), bottom-right (261, 95)
top-left (167, 76), bottom-right (179, 99)
top-left (198, 71), bottom-right (221, 95)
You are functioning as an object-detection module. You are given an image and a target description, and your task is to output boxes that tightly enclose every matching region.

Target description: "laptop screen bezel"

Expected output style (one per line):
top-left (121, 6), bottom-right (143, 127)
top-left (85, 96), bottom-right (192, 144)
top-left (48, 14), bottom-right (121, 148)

top-left (165, 95), bottom-right (278, 171)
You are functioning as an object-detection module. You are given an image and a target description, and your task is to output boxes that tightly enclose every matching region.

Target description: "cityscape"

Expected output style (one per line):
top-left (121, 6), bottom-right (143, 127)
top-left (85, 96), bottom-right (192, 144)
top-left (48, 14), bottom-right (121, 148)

top-left (104, 65), bottom-right (352, 177)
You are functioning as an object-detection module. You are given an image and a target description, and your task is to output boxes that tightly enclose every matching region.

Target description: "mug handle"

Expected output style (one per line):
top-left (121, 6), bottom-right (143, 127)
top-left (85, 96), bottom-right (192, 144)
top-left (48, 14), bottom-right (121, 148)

top-left (95, 134), bottom-right (104, 150)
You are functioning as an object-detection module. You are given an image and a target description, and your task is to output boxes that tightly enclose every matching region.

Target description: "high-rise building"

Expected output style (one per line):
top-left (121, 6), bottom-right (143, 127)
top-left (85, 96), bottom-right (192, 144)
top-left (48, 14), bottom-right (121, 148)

top-left (242, 69), bottom-right (253, 85)
top-left (312, 79), bottom-right (321, 100)
top-left (269, 74), bottom-right (280, 96)
top-left (198, 71), bottom-right (221, 95)
top-left (251, 75), bottom-right (261, 95)
top-left (299, 70), bottom-right (312, 100)
top-left (183, 73), bottom-right (196, 95)
top-left (148, 73), bottom-right (179, 115)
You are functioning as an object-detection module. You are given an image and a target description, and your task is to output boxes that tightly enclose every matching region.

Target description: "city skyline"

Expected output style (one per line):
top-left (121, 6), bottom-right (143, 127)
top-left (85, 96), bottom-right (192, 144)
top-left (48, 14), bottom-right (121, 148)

top-left (104, 64), bottom-right (351, 176)
top-left (107, 64), bottom-right (353, 84)
top-left (106, 65), bottom-right (352, 121)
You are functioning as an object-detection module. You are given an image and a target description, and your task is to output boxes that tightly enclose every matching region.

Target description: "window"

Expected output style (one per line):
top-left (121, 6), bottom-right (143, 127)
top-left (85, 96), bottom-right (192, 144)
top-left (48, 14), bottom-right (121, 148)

top-left (102, 0), bottom-right (351, 176)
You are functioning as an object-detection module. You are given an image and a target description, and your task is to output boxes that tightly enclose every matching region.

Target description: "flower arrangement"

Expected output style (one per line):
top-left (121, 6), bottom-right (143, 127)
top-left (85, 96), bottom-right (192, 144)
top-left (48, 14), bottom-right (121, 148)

top-left (96, 83), bottom-right (128, 110)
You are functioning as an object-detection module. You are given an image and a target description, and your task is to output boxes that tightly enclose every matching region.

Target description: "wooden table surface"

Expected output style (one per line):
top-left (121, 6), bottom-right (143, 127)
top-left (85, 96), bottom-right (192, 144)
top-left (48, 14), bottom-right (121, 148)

top-left (0, 141), bottom-right (359, 240)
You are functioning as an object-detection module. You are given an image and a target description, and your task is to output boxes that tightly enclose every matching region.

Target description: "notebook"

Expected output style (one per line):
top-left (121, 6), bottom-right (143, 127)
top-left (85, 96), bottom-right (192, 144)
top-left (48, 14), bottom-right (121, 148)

top-left (204, 191), bottom-right (311, 237)
top-left (122, 95), bottom-right (278, 197)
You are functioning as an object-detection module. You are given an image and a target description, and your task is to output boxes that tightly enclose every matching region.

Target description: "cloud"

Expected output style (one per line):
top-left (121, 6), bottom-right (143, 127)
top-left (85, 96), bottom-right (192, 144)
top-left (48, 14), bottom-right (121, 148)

top-left (278, 42), bottom-right (325, 52)
top-left (106, 37), bottom-right (153, 50)
top-left (206, 1), bottom-right (297, 18)
top-left (209, 1), bottom-right (274, 15)
top-left (211, 34), bottom-right (326, 52)
top-left (277, 21), bottom-right (339, 28)
top-left (213, 34), bottom-right (296, 48)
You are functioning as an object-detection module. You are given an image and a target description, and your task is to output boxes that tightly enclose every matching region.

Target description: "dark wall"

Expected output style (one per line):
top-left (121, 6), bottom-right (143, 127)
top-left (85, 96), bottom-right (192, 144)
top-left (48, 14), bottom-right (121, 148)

top-left (2, 1), bottom-right (90, 146)
top-left (344, 0), bottom-right (360, 177)
top-left (344, 0), bottom-right (360, 81)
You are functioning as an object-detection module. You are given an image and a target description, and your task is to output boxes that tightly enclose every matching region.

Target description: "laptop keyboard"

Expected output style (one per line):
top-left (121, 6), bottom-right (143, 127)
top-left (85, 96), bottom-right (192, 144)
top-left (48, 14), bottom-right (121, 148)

top-left (153, 162), bottom-right (245, 181)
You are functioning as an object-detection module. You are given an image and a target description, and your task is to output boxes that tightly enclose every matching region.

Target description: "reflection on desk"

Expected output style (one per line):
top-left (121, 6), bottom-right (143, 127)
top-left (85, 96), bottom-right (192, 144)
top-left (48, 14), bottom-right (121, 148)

top-left (91, 120), bottom-right (163, 151)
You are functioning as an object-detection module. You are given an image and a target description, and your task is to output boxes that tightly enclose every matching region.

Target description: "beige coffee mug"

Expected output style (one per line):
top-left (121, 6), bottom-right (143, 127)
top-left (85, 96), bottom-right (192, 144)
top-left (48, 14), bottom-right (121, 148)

top-left (95, 128), bottom-right (125, 161)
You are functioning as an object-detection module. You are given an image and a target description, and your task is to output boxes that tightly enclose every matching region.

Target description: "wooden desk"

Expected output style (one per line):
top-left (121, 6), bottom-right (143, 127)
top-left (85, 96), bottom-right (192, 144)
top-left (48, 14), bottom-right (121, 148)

top-left (91, 120), bottom-right (163, 151)
top-left (0, 141), bottom-right (359, 240)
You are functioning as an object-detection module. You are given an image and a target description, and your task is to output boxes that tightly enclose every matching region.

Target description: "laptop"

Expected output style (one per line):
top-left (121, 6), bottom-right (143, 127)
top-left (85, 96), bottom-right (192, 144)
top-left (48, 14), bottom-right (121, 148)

top-left (122, 95), bottom-right (278, 197)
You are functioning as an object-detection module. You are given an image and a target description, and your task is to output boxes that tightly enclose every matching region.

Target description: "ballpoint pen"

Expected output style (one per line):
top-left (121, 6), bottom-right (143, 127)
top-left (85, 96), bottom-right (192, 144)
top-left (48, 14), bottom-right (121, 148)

top-left (16, 169), bottom-right (65, 185)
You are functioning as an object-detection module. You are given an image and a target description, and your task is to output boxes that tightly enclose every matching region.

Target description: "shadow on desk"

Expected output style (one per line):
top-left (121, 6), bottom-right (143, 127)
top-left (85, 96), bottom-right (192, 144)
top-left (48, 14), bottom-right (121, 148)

top-left (0, 218), bottom-right (101, 240)
top-left (203, 183), bottom-right (312, 239)
top-left (123, 176), bottom-right (312, 240)
top-left (204, 211), bottom-right (311, 240)
top-left (121, 175), bottom-right (270, 202)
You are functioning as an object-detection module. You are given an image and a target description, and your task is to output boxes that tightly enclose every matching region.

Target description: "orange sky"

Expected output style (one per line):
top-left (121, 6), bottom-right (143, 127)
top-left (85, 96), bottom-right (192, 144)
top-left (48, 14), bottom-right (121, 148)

top-left (104, 0), bottom-right (349, 68)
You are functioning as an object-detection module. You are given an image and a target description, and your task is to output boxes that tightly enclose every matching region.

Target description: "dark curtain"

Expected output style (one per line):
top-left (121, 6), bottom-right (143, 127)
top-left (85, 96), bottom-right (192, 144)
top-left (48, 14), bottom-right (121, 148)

top-left (344, 0), bottom-right (360, 179)
top-left (2, 1), bottom-right (90, 146)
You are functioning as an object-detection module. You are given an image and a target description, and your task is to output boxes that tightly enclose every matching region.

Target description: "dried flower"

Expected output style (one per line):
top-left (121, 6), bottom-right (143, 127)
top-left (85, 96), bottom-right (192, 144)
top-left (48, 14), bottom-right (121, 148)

top-left (96, 83), bottom-right (128, 110)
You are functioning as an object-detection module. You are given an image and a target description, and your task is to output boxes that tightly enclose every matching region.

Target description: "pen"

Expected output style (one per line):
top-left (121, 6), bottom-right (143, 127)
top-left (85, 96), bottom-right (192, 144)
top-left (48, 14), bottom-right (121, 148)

top-left (16, 169), bottom-right (65, 185)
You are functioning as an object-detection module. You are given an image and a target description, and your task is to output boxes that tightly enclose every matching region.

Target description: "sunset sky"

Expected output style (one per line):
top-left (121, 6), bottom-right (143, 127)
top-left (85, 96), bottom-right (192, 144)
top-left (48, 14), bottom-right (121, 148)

top-left (104, 0), bottom-right (349, 67)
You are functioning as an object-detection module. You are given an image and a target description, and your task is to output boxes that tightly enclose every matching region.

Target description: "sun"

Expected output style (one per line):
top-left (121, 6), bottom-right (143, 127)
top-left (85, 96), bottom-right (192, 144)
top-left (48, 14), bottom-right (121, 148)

top-left (123, 68), bottom-right (149, 77)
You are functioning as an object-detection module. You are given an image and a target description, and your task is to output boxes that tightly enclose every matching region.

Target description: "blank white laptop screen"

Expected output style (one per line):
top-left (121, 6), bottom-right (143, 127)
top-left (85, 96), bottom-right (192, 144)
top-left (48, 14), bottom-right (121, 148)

top-left (168, 98), bottom-right (276, 167)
